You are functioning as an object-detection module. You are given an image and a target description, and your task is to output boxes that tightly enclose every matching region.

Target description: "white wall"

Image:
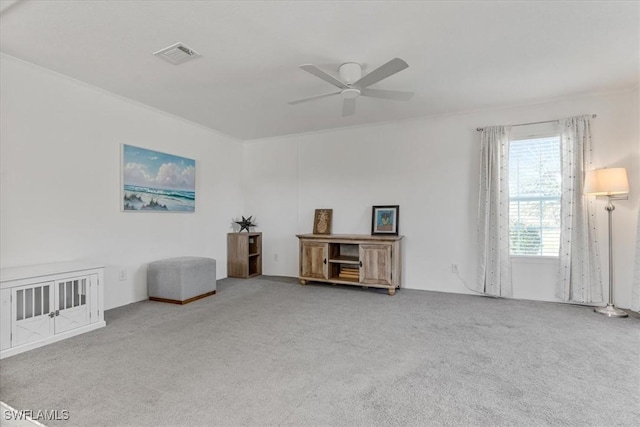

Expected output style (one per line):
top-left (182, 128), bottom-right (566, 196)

top-left (0, 55), bottom-right (244, 310)
top-left (244, 88), bottom-right (639, 308)
top-left (2, 52), bottom-right (637, 310)
top-left (243, 139), bottom-right (299, 276)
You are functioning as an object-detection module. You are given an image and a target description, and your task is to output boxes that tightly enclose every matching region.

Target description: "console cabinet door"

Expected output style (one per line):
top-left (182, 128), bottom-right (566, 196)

top-left (11, 282), bottom-right (55, 348)
top-left (360, 244), bottom-right (392, 285)
top-left (54, 275), bottom-right (91, 334)
top-left (300, 241), bottom-right (329, 279)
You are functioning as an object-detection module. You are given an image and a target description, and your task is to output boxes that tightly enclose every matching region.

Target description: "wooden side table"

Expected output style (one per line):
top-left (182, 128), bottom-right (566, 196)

top-left (227, 232), bottom-right (262, 278)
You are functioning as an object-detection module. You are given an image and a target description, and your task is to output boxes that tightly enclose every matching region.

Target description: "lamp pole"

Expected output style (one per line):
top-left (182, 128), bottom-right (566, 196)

top-left (594, 198), bottom-right (628, 317)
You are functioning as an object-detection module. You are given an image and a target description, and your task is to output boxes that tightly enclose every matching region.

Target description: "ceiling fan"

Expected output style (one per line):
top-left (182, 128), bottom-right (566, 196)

top-left (289, 58), bottom-right (414, 117)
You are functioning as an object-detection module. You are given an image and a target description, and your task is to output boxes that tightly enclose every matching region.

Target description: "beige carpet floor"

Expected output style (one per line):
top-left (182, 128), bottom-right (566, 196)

top-left (1, 276), bottom-right (638, 426)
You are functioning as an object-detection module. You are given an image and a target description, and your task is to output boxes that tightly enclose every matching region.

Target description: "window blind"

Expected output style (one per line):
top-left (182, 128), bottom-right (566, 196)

top-left (509, 136), bottom-right (561, 256)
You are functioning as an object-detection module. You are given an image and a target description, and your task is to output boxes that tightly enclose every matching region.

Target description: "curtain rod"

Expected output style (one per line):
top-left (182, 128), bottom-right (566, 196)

top-left (476, 114), bottom-right (597, 132)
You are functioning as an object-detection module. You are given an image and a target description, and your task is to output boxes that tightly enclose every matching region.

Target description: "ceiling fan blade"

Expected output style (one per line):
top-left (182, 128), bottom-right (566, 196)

top-left (342, 98), bottom-right (356, 117)
top-left (288, 91), bottom-right (341, 105)
top-left (361, 88), bottom-right (414, 101)
top-left (299, 64), bottom-right (347, 89)
top-left (353, 58), bottom-right (409, 89)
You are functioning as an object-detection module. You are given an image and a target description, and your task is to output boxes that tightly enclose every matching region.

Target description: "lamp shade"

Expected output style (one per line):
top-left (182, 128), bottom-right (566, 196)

top-left (584, 168), bottom-right (629, 195)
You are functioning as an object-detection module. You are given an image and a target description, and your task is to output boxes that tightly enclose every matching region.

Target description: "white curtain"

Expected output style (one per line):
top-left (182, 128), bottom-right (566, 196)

top-left (632, 207), bottom-right (640, 312)
top-left (556, 115), bottom-right (603, 303)
top-left (477, 126), bottom-right (511, 297)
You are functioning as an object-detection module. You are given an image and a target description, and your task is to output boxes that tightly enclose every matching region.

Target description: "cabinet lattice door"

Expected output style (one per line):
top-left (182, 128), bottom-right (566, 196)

top-left (11, 282), bottom-right (54, 348)
top-left (54, 276), bottom-right (90, 334)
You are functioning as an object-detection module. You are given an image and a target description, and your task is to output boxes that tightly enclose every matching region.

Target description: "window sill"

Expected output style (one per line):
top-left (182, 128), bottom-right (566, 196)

top-left (510, 255), bottom-right (559, 264)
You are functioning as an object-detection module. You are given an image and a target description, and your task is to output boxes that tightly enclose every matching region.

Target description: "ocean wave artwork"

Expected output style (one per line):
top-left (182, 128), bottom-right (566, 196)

top-left (122, 145), bottom-right (196, 212)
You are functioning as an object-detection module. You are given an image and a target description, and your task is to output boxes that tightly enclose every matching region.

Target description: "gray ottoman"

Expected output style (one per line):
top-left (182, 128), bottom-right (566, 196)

top-left (147, 257), bottom-right (217, 304)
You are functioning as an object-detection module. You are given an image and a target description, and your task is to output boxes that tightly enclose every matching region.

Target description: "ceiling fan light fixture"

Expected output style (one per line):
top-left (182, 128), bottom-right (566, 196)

top-left (341, 88), bottom-right (361, 99)
top-left (338, 62), bottom-right (362, 85)
top-left (290, 57), bottom-right (412, 112)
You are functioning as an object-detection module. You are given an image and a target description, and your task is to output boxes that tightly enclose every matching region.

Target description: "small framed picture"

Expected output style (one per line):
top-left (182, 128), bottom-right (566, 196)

top-left (313, 209), bottom-right (333, 234)
top-left (371, 205), bottom-right (399, 235)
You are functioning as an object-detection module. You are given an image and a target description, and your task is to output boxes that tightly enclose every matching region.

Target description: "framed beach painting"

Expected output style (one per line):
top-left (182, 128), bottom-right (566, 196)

top-left (371, 205), bottom-right (399, 235)
top-left (121, 144), bottom-right (195, 212)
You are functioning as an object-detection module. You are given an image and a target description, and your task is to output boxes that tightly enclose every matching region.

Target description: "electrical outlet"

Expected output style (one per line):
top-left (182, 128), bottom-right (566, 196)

top-left (118, 270), bottom-right (127, 281)
top-left (451, 264), bottom-right (458, 274)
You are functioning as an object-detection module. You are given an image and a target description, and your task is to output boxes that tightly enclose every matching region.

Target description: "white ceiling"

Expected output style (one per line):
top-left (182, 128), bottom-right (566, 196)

top-left (1, 1), bottom-right (638, 140)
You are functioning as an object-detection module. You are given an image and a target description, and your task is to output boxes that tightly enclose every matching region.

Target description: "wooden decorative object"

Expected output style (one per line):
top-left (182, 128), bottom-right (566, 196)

top-left (313, 209), bottom-right (333, 234)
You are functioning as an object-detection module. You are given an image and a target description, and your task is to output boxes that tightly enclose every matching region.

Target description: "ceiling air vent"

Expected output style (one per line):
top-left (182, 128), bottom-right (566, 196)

top-left (153, 42), bottom-right (201, 65)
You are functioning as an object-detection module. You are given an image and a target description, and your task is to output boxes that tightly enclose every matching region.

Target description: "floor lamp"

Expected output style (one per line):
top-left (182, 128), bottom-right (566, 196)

top-left (584, 167), bottom-right (629, 318)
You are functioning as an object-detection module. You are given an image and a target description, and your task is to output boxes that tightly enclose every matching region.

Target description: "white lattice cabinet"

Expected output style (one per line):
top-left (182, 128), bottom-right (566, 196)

top-left (0, 262), bottom-right (105, 359)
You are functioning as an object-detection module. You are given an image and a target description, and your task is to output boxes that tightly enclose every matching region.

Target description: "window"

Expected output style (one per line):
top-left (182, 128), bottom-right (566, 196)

top-left (509, 135), bottom-right (561, 256)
